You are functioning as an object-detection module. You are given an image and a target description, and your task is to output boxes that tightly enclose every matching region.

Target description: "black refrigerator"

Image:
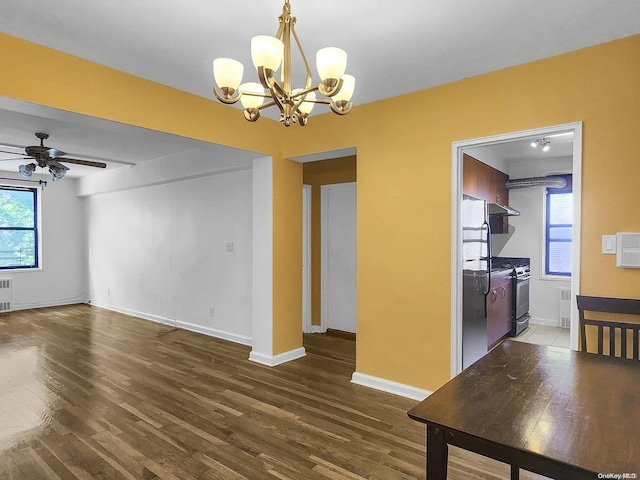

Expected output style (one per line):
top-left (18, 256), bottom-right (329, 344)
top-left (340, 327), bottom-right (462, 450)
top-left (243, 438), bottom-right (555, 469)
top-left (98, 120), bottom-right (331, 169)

top-left (462, 194), bottom-right (491, 369)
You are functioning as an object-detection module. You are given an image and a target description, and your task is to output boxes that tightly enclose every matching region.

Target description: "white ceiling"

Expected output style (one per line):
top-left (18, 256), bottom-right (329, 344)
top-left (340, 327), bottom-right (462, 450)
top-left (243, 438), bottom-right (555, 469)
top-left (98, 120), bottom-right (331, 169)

top-left (1, 0), bottom-right (639, 177)
top-left (466, 131), bottom-right (575, 167)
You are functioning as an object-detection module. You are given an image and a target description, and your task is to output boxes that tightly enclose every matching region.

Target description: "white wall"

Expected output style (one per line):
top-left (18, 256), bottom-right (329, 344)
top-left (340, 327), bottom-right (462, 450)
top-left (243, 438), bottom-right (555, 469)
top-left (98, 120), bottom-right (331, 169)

top-left (496, 157), bottom-right (572, 325)
top-left (1, 174), bottom-right (87, 310)
top-left (85, 166), bottom-right (254, 345)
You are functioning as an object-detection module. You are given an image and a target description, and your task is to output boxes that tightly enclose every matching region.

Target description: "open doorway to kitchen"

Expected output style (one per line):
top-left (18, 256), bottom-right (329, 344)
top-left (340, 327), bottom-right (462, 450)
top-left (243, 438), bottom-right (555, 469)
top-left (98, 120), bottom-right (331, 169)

top-left (450, 123), bottom-right (582, 376)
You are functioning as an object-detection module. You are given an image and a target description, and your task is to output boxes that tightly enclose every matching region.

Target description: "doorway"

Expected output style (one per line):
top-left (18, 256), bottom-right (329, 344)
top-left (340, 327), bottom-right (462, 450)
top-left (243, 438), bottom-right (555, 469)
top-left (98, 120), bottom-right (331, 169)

top-left (450, 123), bottom-right (583, 376)
top-left (321, 182), bottom-right (357, 333)
top-left (299, 154), bottom-right (357, 335)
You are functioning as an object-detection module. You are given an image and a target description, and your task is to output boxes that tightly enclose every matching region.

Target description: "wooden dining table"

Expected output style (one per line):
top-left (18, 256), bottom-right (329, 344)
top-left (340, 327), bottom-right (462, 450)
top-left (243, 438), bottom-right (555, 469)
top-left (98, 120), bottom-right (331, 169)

top-left (407, 340), bottom-right (640, 480)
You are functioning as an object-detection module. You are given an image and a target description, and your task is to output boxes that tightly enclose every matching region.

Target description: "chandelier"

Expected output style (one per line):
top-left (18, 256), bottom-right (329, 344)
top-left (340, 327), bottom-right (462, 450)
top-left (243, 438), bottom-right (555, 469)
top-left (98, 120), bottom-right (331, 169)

top-left (212, 0), bottom-right (355, 127)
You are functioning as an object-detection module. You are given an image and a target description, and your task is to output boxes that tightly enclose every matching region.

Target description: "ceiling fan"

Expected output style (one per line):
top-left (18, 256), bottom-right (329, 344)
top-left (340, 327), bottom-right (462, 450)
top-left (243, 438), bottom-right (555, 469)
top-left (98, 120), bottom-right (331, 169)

top-left (0, 132), bottom-right (107, 182)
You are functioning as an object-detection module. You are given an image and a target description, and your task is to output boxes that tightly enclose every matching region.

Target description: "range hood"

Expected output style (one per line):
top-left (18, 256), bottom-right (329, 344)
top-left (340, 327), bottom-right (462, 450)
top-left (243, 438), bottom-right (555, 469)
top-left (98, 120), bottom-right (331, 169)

top-left (488, 203), bottom-right (520, 217)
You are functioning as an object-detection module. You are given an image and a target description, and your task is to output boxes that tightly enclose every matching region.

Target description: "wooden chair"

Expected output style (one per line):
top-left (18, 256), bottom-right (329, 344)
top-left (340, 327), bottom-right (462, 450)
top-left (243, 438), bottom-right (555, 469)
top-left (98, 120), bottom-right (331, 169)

top-left (576, 295), bottom-right (640, 359)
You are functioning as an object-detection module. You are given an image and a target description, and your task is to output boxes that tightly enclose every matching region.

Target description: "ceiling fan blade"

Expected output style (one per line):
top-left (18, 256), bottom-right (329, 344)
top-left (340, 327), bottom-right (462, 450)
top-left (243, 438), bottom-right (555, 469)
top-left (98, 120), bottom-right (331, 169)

top-left (56, 157), bottom-right (107, 168)
top-left (0, 157), bottom-right (29, 162)
top-left (46, 147), bottom-right (66, 158)
top-left (0, 149), bottom-right (28, 157)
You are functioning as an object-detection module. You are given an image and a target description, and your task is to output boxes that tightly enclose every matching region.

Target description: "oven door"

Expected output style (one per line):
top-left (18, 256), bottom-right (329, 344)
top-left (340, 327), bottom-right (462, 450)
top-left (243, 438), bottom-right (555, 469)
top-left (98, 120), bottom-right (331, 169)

top-left (515, 275), bottom-right (530, 319)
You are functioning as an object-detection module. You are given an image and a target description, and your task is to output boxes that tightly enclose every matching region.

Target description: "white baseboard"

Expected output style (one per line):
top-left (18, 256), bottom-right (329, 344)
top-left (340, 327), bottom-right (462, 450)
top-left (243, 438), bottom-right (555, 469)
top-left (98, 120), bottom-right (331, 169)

top-left (351, 372), bottom-right (431, 401)
top-left (176, 320), bottom-right (252, 346)
top-left (249, 347), bottom-right (306, 367)
top-left (311, 325), bottom-right (326, 334)
top-left (11, 298), bottom-right (88, 311)
top-left (89, 302), bottom-right (252, 346)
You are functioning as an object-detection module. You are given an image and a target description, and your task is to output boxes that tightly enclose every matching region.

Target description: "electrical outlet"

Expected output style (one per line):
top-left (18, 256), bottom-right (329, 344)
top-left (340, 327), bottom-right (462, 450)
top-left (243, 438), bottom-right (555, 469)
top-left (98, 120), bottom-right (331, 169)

top-left (209, 306), bottom-right (215, 317)
top-left (226, 242), bottom-right (234, 252)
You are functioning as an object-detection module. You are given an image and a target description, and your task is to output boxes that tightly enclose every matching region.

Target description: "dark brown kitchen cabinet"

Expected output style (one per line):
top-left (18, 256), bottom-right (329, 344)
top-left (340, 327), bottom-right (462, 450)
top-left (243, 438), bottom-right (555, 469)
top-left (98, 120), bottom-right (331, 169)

top-left (463, 154), bottom-right (509, 233)
top-left (487, 269), bottom-right (514, 347)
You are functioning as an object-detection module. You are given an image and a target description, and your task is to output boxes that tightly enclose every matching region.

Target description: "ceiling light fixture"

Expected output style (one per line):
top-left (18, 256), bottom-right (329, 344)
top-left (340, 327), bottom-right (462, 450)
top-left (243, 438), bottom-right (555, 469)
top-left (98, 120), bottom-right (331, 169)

top-left (18, 163), bottom-right (36, 179)
top-left (212, 0), bottom-right (355, 127)
top-left (48, 164), bottom-right (68, 182)
top-left (531, 138), bottom-right (551, 152)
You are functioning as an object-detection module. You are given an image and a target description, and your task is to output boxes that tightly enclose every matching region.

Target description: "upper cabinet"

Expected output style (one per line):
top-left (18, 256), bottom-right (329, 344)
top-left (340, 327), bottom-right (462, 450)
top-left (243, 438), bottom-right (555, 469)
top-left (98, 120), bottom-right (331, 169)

top-left (463, 154), bottom-right (509, 233)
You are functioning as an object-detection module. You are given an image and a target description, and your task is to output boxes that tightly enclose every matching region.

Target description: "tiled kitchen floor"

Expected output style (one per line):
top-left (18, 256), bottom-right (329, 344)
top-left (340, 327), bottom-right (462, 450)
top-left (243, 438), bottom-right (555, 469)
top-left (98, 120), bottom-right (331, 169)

top-left (511, 323), bottom-right (570, 348)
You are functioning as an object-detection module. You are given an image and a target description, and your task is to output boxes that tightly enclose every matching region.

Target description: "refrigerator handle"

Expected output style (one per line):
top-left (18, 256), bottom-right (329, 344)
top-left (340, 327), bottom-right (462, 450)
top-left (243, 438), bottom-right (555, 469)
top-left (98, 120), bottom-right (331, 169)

top-left (483, 220), bottom-right (492, 296)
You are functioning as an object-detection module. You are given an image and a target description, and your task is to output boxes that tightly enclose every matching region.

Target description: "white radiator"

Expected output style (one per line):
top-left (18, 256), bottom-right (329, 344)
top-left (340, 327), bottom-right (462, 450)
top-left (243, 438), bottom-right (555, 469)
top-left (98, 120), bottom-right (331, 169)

top-left (0, 278), bottom-right (13, 313)
top-left (557, 287), bottom-right (571, 328)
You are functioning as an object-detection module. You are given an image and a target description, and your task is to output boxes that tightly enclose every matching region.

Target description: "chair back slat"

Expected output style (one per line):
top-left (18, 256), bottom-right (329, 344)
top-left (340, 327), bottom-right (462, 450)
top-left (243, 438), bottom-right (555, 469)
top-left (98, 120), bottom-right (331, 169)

top-left (576, 295), bottom-right (640, 359)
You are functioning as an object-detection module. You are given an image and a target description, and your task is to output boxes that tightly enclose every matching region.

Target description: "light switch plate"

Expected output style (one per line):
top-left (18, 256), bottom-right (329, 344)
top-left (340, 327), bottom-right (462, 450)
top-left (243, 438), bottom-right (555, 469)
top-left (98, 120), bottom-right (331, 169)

top-left (602, 235), bottom-right (616, 254)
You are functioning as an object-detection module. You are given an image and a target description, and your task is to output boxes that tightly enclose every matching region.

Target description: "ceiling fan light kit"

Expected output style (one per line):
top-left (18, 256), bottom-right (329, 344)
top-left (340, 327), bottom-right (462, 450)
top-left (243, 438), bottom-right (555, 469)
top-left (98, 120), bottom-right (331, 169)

top-left (0, 132), bottom-right (107, 185)
top-left (212, 0), bottom-right (355, 127)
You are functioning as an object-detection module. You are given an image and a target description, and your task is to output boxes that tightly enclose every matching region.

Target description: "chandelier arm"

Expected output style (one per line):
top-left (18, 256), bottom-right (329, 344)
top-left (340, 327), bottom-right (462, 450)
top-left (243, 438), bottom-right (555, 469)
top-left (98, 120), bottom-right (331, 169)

top-left (257, 67), bottom-right (287, 105)
top-left (281, 15), bottom-right (293, 93)
top-left (330, 101), bottom-right (353, 116)
top-left (294, 110), bottom-right (308, 127)
top-left (318, 78), bottom-right (344, 98)
top-left (241, 91), bottom-right (272, 99)
top-left (290, 23), bottom-right (313, 89)
top-left (307, 98), bottom-right (331, 105)
top-left (290, 84), bottom-right (320, 100)
top-left (243, 109), bottom-right (261, 122)
top-left (257, 99), bottom-right (278, 111)
top-left (213, 86), bottom-right (241, 105)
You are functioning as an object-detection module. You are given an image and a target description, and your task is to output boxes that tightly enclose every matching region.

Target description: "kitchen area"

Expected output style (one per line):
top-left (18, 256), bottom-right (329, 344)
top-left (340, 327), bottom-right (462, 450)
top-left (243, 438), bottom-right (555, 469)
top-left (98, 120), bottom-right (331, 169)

top-left (461, 142), bottom-right (573, 369)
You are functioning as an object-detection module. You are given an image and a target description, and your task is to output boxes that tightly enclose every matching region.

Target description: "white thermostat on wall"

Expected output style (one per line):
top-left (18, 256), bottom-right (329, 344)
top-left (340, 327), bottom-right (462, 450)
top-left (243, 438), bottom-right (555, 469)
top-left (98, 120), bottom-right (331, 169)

top-left (616, 232), bottom-right (640, 268)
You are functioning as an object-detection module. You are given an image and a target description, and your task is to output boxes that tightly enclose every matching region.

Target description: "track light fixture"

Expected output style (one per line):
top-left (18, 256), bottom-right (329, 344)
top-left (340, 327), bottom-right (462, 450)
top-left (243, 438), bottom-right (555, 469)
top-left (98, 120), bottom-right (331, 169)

top-left (212, 0), bottom-right (355, 127)
top-left (531, 138), bottom-right (551, 152)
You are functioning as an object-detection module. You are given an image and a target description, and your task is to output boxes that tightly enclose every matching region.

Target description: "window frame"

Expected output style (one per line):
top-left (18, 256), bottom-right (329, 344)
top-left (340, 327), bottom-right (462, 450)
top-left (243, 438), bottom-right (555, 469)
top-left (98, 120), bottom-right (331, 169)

top-left (0, 185), bottom-right (40, 270)
top-left (544, 175), bottom-right (572, 277)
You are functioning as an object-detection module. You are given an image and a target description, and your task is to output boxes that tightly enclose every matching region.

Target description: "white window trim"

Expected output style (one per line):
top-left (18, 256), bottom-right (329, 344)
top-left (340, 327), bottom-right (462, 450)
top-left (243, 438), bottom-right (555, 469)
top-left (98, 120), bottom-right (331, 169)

top-left (0, 183), bottom-right (43, 272)
top-left (539, 174), bottom-right (572, 281)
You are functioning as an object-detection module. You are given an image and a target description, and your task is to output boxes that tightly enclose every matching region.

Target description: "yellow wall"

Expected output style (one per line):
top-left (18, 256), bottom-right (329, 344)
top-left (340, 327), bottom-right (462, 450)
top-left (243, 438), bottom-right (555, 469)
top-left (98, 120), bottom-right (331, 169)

top-left (272, 156), bottom-right (304, 354)
top-left (302, 157), bottom-right (358, 326)
top-left (286, 34), bottom-right (640, 390)
top-left (3, 31), bottom-right (640, 391)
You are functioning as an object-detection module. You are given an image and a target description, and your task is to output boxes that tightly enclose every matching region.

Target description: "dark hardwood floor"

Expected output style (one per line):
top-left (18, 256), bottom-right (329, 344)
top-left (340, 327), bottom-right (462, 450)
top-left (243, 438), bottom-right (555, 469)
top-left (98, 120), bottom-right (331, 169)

top-left (0, 305), bottom-right (549, 479)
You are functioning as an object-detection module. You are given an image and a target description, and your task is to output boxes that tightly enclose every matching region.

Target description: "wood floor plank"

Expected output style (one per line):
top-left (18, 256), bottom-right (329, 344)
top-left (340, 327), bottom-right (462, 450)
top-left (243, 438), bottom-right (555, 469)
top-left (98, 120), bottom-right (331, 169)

top-left (0, 305), bottom-right (552, 479)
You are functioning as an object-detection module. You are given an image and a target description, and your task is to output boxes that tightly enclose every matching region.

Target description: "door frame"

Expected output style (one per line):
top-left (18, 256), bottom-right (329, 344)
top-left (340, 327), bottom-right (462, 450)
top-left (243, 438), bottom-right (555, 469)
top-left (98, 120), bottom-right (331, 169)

top-left (302, 184), bottom-right (312, 333)
top-left (450, 122), bottom-right (583, 376)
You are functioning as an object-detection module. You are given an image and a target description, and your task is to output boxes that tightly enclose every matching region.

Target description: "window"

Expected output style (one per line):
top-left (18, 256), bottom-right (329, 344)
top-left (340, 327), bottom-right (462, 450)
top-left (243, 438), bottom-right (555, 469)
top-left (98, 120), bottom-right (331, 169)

top-left (0, 186), bottom-right (39, 269)
top-left (545, 175), bottom-right (572, 276)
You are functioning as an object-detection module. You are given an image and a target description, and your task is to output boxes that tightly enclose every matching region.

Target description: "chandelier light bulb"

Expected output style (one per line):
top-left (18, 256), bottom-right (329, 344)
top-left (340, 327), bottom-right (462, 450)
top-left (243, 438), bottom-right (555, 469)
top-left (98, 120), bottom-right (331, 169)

top-left (316, 47), bottom-right (347, 83)
top-left (213, 58), bottom-right (244, 92)
top-left (293, 89), bottom-right (316, 115)
top-left (239, 82), bottom-right (266, 110)
top-left (542, 144), bottom-right (550, 152)
top-left (530, 141), bottom-right (538, 148)
top-left (251, 36), bottom-right (284, 71)
top-left (333, 75), bottom-right (356, 104)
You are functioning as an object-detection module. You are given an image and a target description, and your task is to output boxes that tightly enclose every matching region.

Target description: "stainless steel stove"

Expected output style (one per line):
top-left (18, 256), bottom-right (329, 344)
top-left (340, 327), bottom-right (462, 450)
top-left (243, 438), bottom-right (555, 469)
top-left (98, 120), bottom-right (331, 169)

top-left (492, 257), bottom-right (531, 336)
